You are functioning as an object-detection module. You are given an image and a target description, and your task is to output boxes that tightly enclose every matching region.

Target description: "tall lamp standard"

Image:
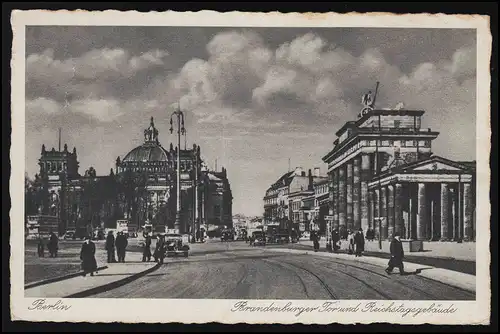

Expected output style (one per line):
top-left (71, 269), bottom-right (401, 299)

top-left (170, 104), bottom-right (186, 234)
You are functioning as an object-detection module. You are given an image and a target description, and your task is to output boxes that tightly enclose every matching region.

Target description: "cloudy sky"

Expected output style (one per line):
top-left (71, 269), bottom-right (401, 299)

top-left (25, 26), bottom-right (477, 216)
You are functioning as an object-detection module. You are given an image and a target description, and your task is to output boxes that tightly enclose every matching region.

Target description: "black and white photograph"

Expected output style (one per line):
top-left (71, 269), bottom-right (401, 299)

top-left (10, 10), bottom-right (491, 325)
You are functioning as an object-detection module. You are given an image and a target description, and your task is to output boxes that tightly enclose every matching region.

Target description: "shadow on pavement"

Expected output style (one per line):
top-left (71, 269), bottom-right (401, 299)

top-left (66, 263), bottom-right (161, 298)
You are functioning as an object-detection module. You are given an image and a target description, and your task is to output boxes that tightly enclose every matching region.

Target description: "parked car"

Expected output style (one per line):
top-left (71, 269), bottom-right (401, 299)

top-left (251, 231), bottom-right (266, 246)
top-left (221, 230), bottom-right (235, 242)
top-left (274, 234), bottom-right (290, 244)
top-left (165, 233), bottom-right (190, 258)
top-left (63, 231), bottom-right (76, 240)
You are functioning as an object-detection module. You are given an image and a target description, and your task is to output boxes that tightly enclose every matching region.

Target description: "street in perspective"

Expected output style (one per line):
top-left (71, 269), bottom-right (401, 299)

top-left (23, 25), bottom-right (478, 301)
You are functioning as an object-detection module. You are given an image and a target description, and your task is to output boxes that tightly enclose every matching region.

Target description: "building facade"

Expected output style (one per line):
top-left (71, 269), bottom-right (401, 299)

top-left (28, 117), bottom-right (233, 237)
top-left (264, 167), bottom-right (327, 233)
top-left (322, 100), bottom-right (476, 241)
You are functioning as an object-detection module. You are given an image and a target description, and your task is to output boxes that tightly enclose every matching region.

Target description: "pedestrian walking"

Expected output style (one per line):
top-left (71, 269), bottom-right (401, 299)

top-left (154, 234), bottom-right (166, 264)
top-left (80, 236), bottom-right (98, 277)
top-left (115, 231), bottom-right (128, 263)
top-left (385, 232), bottom-right (405, 275)
top-left (312, 231), bottom-right (320, 252)
top-left (142, 234), bottom-right (152, 262)
top-left (37, 237), bottom-right (45, 258)
top-left (354, 228), bottom-right (365, 257)
top-left (48, 232), bottom-right (59, 258)
top-left (105, 231), bottom-right (116, 263)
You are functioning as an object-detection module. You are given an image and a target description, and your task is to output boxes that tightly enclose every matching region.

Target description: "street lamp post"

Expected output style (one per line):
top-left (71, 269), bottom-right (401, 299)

top-left (170, 104), bottom-right (186, 234)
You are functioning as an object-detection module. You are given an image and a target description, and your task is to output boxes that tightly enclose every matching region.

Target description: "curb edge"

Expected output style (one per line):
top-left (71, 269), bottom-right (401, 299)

top-left (65, 262), bottom-right (161, 298)
top-left (25, 265), bottom-right (109, 290)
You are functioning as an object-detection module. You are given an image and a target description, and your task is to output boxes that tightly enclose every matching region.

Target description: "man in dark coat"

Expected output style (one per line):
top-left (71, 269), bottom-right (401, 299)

top-left (105, 231), bottom-right (116, 263)
top-left (312, 231), bottom-right (320, 252)
top-left (48, 232), bottom-right (59, 258)
top-left (115, 232), bottom-right (128, 263)
top-left (154, 235), bottom-right (166, 264)
top-left (354, 228), bottom-right (365, 257)
top-left (385, 232), bottom-right (405, 275)
top-left (80, 236), bottom-right (98, 277)
top-left (142, 234), bottom-right (152, 262)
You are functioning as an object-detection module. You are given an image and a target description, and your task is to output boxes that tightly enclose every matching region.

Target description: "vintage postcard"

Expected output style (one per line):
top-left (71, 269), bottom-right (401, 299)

top-left (10, 10), bottom-right (491, 325)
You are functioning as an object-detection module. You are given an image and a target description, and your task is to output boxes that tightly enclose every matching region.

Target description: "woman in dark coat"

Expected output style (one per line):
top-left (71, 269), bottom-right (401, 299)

top-left (80, 236), bottom-right (98, 277)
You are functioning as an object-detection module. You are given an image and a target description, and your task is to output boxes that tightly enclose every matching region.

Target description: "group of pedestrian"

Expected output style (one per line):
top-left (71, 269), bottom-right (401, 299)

top-left (347, 229), bottom-right (365, 257)
top-left (325, 226), bottom-right (405, 275)
top-left (105, 231), bottom-right (128, 263)
top-left (36, 232), bottom-right (59, 258)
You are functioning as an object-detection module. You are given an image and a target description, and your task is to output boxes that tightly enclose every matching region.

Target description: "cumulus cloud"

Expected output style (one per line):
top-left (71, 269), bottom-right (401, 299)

top-left (26, 97), bottom-right (61, 115)
top-left (26, 97), bottom-right (161, 123)
top-left (27, 48), bottom-right (168, 81)
top-left (446, 46), bottom-right (476, 79)
top-left (25, 30), bottom-right (476, 137)
top-left (26, 47), bottom-right (169, 104)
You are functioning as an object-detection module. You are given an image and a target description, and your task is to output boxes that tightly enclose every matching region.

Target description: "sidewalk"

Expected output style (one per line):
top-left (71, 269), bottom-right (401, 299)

top-left (290, 239), bottom-right (476, 275)
top-left (25, 251), bottom-right (158, 298)
top-left (266, 248), bottom-right (476, 293)
top-left (299, 239), bottom-right (475, 261)
top-left (25, 240), bottom-right (109, 285)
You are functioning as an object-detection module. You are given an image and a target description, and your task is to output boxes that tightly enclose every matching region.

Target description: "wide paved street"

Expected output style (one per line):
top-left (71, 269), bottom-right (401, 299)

top-left (92, 241), bottom-right (474, 300)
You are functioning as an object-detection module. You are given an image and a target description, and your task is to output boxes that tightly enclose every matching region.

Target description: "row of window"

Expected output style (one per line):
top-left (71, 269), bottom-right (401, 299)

top-left (40, 161), bottom-right (68, 173)
top-left (362, 139), bottom-right (431, 148)
top-left (120, 161), bottom-right (195, 172)
top-left (314, 183), bottom-right (328, 195)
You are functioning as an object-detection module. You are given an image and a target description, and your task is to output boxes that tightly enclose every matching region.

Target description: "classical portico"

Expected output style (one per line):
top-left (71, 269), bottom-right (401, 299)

top-left (322, 96), bottom-right (476, 242)
top-left (367, 156), bottom-right (476, 241)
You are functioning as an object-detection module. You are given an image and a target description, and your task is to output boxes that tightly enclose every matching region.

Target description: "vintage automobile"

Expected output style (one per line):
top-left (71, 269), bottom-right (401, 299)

top-left (165, 233), bottom-right (190, 258)
top-left (236, 229), bottom-right (248, 241)
top-left (250, 231), bottom-right (266, 246)
top-left (221, 229), bottom-right (235, 242)
top-left (273, 233), bottom-right (290, 244)
top-left (62, 230), bottom-right (76, 240)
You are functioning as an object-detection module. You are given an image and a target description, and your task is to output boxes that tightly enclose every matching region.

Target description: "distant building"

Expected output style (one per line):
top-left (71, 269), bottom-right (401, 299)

top-left (313, 177), bottom-right (329, 233)
top-left (264, 167), bottom-right (327, 233)
top-left (322, 98), bottom-right (476, 241)
top-left (201, 168), bottom-right (233, 230)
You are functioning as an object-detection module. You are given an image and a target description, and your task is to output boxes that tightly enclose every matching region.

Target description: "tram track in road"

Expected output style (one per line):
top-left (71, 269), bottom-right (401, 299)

top-left (261, 258), bottom-right (314, 298)
top-left (294, 256), bottom-right (392, 299)
top-left (311, 256), bottom-right (473, 300)
top-left (264, 258), bottom-right (339, 299)
top-left (318, 258), bottom-right (435, 299)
